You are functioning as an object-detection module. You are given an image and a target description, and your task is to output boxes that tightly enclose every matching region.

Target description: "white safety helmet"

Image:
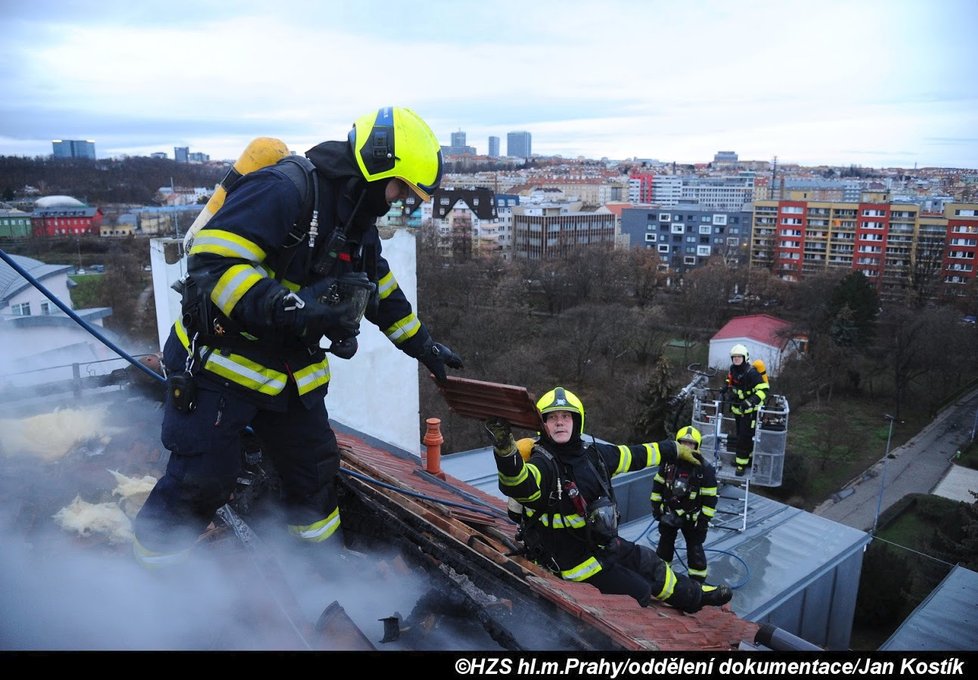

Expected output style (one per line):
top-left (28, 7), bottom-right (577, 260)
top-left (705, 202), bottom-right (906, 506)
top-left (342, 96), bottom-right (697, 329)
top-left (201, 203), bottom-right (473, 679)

top-left (730, 343), bottom-right (749, 361)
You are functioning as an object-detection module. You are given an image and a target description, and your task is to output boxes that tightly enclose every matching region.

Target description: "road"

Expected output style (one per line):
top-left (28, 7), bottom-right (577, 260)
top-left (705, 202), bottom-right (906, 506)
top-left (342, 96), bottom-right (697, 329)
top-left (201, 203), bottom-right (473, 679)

top-left (812, 388), bottom-right (978, 531)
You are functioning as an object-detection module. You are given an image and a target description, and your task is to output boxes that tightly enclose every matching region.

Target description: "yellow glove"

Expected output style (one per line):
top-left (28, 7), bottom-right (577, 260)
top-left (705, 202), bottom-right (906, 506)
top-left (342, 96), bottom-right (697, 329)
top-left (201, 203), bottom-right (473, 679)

top-left (676, 443), bottom-right (702, 467)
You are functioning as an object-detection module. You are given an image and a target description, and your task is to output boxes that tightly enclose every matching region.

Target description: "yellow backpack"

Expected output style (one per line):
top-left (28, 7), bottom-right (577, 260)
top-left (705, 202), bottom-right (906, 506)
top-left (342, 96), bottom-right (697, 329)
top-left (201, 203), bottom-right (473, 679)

top-left (753, 358), bottom-right (769, 384)
top-left (184, 137), bottom-right (297, 250)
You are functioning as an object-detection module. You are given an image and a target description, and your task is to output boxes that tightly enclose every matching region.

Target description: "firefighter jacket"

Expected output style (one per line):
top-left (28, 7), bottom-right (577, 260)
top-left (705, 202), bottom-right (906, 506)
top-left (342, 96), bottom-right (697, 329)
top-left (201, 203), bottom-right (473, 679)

top-left (174, 140), bottom-right (432, 410)
top-left (494, 436), bottom-right (679, 582)
top-left (725, 362), bottom-right (769, 417)
top-left (650, 459), bottom-right (718, 531)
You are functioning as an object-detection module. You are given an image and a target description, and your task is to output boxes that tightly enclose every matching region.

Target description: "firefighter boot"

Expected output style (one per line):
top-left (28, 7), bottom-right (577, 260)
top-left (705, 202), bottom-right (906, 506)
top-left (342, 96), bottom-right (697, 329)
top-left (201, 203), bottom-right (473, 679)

top-left (700, 583), bottom-right (732, 607)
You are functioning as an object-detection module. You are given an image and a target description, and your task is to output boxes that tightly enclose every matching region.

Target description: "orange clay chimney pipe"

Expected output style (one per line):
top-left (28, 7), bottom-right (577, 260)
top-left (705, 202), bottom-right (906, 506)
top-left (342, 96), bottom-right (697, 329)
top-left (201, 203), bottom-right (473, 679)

top-left (422, 417), bottom-right (446, 480)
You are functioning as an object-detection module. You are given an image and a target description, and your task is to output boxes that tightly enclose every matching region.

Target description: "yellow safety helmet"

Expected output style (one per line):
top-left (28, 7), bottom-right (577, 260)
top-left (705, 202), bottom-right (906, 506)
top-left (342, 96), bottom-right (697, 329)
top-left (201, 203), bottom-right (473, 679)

top-left (676, 425), bottom-right (702, 450)
top-left (348, 107), bottom-right (443, 201)
top-left (730, 343), bottom-right (750, 361)
top-left (536, 386), bottom-right (585, 435)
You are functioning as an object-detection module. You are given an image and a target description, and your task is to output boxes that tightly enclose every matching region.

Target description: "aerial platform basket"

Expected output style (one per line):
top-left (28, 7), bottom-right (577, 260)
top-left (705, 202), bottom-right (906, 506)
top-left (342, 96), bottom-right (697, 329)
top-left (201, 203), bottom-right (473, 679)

top-left (692, 391), bottom-right (789, 531)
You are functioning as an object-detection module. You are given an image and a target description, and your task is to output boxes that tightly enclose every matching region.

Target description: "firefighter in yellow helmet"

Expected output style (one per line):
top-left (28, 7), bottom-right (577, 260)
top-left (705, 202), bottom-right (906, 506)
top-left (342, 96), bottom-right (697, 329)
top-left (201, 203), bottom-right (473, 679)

top-left (721, 343), bottom-right (769, 476)
top-left (650, 426), bottom-right (718, 582)
top-left (133, 107), bottom-right (462, 569)
top-left (486, 387), bottom-right (732, 613)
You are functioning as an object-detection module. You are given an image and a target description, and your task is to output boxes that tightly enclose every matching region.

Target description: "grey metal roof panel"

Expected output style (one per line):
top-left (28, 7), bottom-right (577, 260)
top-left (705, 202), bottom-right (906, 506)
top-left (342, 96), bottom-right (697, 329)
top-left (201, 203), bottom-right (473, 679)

top-left (618, 484), bottom-right (870, 623)
top-left (0, 254), bottom-right (74, 302)
top-left (880, 565), bottom-right (978, 651)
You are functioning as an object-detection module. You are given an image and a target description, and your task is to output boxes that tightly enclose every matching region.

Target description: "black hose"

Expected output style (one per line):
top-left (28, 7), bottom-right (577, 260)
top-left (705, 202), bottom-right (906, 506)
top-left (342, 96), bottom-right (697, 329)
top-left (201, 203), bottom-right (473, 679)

top-left (754, 623), bottom-right (823, 651)
top-left (0, 248), bottom-right (165, 385)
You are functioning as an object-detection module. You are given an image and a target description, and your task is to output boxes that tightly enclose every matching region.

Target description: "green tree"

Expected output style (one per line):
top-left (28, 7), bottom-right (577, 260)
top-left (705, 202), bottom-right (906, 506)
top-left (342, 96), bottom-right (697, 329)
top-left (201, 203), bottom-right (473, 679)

top-left (828, 272), bottom-right (879, 349)
top-left (931, 492), bottom-right (978, 571)
top-left (630, 355), bottom-right (676, 441)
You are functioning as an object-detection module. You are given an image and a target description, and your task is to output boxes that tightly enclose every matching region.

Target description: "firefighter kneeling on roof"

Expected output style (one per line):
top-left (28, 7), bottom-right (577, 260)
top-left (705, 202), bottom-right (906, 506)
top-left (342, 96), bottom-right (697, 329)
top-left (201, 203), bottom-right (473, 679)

top-left (651, 426), bottom-right (718, 582)
top-left (487, 387), bottom-right (732, 613)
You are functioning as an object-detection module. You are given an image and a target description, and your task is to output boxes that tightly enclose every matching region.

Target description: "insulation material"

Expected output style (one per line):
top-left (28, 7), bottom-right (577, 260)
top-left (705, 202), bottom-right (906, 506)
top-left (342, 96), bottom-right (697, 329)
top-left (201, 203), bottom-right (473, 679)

top-left (52, 496), bottom-right (133, 544)
top-left (0, 407), bottom-right (115, 461)
top-left (109, 469), bottom-right (158, 517)
top-left (51, 470), bottom-right (158, 543)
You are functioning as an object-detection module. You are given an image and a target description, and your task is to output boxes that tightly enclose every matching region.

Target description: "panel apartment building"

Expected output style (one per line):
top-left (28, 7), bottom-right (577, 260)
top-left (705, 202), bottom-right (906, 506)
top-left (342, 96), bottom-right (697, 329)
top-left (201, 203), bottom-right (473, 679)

top-left (512, 204), bottom-right (616, 260)
top-left (620, 204), bottom-right (753, 274)
top-left (750, 192), bottom-right (978, 301)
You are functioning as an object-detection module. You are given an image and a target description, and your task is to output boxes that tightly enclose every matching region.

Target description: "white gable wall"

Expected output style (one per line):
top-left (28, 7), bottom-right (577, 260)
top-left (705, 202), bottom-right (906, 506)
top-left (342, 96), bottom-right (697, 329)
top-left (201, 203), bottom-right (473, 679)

top-left (709, 338), bottom-right (784, 377)
top-left (1, 273), bottom-right (73, 317)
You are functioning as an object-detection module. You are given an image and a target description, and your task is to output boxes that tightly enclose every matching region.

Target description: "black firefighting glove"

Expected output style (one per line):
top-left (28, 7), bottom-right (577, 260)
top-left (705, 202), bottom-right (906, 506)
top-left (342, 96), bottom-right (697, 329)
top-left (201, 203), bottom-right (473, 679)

top-left (485, 417), bottom-right (516, 456)
top-left (651, 503), bottom-right (663, 521)
top-left (419, 337), bottom-right (463, 384)
top-left (270, 280), bottom-right (361, 342)
top-left (327, 336), bottom-right (358, 360)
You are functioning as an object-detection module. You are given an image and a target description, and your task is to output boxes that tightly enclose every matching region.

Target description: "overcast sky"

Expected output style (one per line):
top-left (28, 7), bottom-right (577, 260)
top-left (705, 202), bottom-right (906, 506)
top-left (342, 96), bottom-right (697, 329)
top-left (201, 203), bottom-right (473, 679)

top-left (1, 0), bottom-right (975, 168)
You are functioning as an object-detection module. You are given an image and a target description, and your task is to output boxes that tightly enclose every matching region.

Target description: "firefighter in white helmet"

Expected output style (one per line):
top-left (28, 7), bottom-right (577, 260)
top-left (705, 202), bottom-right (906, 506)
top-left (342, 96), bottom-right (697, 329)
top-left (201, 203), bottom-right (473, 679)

top-left (721, 344), bottom-right (769, 476)
top-left (486, 387), bottom-right (732, 613)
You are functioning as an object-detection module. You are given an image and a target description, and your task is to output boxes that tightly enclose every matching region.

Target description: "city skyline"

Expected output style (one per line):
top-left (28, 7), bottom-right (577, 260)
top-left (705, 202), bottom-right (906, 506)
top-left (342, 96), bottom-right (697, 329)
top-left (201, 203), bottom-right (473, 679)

top-left (1, 0), bottom-right (975, 169)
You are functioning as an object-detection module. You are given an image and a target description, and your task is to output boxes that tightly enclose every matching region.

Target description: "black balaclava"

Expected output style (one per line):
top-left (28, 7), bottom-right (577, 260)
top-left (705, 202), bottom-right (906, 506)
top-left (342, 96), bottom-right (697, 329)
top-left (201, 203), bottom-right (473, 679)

top-left (305, 139), bottom-right (393, 222)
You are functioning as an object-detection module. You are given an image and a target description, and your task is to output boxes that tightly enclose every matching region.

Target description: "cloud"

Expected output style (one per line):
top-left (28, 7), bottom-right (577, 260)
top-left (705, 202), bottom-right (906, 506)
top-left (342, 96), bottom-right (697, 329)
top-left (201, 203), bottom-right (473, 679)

top-left (1, 0), bottom-right (976, 167)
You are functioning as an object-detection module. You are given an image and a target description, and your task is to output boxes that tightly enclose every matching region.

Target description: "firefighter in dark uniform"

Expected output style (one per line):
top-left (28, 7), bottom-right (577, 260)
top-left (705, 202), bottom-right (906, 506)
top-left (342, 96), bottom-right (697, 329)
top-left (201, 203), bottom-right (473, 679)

top-left (486, 387), bottom-right (732, 613)
top-left (133, 107), bottom-right (463, 567)
top-left (651, 426), bottom-right (718, 582)
top-left (722, 343), bottom-right (769, 476)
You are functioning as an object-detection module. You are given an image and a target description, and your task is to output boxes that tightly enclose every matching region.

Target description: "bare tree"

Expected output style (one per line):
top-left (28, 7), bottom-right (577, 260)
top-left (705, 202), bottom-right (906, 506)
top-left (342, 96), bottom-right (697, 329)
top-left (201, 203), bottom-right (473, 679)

top-left (807, 405), bottom-right (856, 472)
top-left (878, 306), bottom-right (938, 419)
top-left (907, 239), bottom-right (945, 308)
top-left (619, 247), bottom-right (665, 308)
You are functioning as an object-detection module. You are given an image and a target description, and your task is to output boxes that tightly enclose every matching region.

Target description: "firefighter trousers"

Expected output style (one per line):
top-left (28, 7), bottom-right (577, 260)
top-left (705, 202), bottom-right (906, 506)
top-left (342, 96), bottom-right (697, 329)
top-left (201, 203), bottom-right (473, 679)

top-left (133, 381), bottom-right (340, 555)
top-left (585, 538), bottom-right (703, 612)
top-left (733, 413), bottom-right (758, 468)
top-left (656, 523), bottom-right (708, 582)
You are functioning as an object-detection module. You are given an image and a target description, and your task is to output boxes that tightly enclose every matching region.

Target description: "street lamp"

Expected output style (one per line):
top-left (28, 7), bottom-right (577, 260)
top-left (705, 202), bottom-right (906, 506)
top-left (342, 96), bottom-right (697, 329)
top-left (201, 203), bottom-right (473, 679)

top-left (872, 414), bottom-right (902, 535)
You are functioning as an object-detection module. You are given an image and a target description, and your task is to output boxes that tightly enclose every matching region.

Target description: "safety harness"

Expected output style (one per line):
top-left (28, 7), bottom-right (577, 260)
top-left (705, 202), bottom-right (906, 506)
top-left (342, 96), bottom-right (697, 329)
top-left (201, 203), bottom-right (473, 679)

top-left (659, 462), bottom-right (705, 523)
top-left (515, 442), bottom-right (620, 570)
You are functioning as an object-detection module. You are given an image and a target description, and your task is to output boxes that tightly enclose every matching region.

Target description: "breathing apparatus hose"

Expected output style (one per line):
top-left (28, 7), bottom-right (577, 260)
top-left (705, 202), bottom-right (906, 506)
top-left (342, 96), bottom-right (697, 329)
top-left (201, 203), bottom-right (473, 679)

top-left (0, 248), bottom-right (165, 385)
